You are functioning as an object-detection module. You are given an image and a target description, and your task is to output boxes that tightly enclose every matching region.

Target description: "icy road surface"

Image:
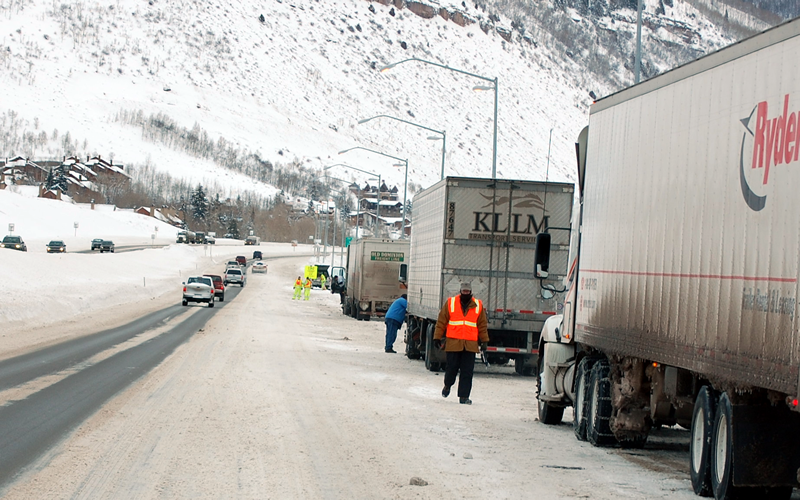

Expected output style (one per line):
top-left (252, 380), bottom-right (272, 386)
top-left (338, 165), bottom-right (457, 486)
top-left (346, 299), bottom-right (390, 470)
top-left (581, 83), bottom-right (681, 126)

top-left (1, 256), bottom-right (705, 499)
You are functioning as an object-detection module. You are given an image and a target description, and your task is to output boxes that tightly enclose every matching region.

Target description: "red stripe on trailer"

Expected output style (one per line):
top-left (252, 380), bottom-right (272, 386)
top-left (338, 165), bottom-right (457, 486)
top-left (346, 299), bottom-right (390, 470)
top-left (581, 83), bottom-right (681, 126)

top-left (495, 308), bottom-right (512, 312)
top-left (519, 310), bottom-right (535, 314)
top-left (485, 347), bottom-right (524, 353)
top-left (542, 311), bottom-right (556, 315)
top-left (504, 348), bottom-right (521, 353)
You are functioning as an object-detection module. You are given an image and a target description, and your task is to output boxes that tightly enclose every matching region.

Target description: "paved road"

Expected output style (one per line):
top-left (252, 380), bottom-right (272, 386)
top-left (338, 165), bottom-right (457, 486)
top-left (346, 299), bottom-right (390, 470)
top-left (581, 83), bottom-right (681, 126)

top-left (0, 256), bottom-right (264, 488)
top-left (74, 244), bottom-right (170, 254)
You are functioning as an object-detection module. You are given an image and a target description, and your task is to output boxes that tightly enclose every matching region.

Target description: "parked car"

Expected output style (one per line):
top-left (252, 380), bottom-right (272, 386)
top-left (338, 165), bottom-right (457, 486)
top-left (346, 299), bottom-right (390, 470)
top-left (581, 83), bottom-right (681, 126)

top-left (224, 267), bottom-right (246, 287)
top-left (252, 261), bottom-right (268, 273)
top-left (99, 240), bottom-right (115, 253)
top-left (203, 274), bottom-right (225, 301)
top-left (1, 235), bottom-right (27, 252)
top-left (46, 240), bottom-right (66, 253)
top-left (205, 235), bottom-right (216, 245)
top-left (182, 276), bottom-right (215, 307)
top-left (235, 255), bottom-right (247, 267)
top-left (253, 250), bottom-right (262, 259)
top-left (91, 238), bottom-right (103, 251)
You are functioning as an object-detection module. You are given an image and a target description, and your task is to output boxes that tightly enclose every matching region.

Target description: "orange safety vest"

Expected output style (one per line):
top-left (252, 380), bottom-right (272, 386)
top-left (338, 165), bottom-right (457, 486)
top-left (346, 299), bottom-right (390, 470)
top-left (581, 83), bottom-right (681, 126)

top-left (295, 279), bottom-right (302, 287)
top-left (304, 280), bottom-right (312, 289)
top-left (446, 296), bottom-right (482, 341)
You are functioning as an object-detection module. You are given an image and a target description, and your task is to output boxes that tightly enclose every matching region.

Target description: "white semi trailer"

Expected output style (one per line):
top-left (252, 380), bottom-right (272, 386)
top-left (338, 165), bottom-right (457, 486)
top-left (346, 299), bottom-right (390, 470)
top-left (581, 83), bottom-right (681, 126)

top-left (535, 18), bottom-right (800, 499)
top-left (343, 238), bottom-right (409, 321)
top-left (405, 177), bottom-right (574, 374)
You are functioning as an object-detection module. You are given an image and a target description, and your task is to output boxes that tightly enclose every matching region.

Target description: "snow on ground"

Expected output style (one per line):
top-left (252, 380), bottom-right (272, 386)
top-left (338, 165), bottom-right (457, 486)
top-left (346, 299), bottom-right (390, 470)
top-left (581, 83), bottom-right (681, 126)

top-left (1, 255), bottom-right (702, 499)
top-left (0, 188), bottom-right (321, 357)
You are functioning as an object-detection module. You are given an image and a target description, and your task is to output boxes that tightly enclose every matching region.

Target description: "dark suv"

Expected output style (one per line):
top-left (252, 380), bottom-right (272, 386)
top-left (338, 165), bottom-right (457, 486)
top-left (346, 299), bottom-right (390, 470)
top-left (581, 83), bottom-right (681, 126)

top-left (253, 250), bottom-right (262, 259)
top-left (1, 235), bottom-right (27, 252)
top-left (100, 240), bottom-right (115, 253)
top-left (203, 274), bottom-right (225, 301)
top-left (91, 238), bottom-right (103, 251)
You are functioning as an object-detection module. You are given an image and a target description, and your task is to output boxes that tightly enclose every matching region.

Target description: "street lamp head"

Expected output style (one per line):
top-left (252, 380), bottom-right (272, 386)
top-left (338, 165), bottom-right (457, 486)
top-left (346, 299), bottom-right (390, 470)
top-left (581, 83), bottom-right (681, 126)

top-left (473, 85), bottom-right (495, 92)
top-left (379, 63), bottom-right (395, 73)
top-left (357, 118), bottom-right (373, 124)
top-left (427, 136), bottom-right (443, 141)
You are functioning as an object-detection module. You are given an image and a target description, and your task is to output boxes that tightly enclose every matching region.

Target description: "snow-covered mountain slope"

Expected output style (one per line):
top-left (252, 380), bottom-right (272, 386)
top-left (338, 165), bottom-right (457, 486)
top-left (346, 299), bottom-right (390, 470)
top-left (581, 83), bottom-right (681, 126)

top-left (0, 0), bottom-right (755, 200)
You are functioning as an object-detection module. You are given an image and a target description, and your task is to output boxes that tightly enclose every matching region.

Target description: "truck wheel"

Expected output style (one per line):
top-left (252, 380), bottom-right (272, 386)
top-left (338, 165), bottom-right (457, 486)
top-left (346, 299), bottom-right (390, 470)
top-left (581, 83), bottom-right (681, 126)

top-left (208, 300), bottom-right (214, 308)
top-left (405, 326), bottom-right (421, 360)
top-left (711, 392), bottom-right (765, 500)
top-left (220, 294), bottom-right (224, 302)
top-left (690, 386), bottom-right (716, 497)
top-left (537, 347), bottom-right (564, 425)
top-left (182, 300), bottom-right (188, 306)
top-left (573, 357), bottom-right (595, 441)
top-left (587, 359), bottom-right (616, 446)
top-left (514, 357), bottom-right (534, 376)
top-left (424, 326), bottom-right (440, 372)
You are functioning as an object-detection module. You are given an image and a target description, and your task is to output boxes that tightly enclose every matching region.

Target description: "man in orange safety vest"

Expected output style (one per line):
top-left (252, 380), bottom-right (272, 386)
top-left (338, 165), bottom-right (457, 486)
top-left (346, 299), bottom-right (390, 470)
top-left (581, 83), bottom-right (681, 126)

top-left (433, 281), bottom-right (489, 405)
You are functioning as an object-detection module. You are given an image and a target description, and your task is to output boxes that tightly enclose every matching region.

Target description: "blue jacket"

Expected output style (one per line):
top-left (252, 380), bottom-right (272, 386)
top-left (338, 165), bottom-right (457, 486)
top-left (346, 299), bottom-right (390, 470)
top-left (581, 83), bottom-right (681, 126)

top-left (385, 297), bottom-right (408, 324)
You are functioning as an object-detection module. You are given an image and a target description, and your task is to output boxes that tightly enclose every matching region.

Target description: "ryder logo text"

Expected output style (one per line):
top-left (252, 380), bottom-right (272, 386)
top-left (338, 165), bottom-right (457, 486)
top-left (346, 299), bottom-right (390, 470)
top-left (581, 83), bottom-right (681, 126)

top-left (740, 94), bottom-right (800, 211)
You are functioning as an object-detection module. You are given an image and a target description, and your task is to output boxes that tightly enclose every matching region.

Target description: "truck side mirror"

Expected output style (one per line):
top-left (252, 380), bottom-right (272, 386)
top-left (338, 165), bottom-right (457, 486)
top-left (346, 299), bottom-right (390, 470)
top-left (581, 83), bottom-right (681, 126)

top-left (534, 233), bottom-right (551, 279)
top-left (399, 264), bottom-right (408, 283)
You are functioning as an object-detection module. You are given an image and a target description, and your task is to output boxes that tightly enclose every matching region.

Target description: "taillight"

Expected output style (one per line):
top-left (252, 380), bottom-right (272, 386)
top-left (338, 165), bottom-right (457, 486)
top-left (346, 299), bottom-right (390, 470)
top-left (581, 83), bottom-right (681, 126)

top-left (183, 287), bottom-right (187, 292)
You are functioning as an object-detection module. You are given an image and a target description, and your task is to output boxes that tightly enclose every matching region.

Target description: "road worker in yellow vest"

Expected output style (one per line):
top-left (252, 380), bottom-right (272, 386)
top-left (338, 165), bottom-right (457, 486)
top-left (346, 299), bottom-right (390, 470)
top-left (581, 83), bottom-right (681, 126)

top-left (293, 276), bottom-right (303, 300)
top-left (304, 277), bottom-right (313, 301)
top-left (433, 281), bottom-right (489, 405)
top-left (320, 273), bottom-right (327, 290)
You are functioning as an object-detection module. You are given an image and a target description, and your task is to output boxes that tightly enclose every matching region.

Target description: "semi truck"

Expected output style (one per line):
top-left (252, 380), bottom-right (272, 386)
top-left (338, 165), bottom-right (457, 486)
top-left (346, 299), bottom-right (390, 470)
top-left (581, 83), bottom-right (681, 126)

top-left (535, 18), bottom-right (800, 499)
top-left (343, 238), bottom-right (409, 321)
top-left (176, 231), bottom-right (196, 244)
top-left (404, 177), bottom-right (574, 374)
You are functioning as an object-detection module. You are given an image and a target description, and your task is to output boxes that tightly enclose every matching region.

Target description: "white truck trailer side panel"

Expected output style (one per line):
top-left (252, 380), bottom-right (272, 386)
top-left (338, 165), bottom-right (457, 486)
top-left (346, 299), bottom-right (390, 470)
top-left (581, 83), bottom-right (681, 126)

top-left (578, 18), bottom-right (800, 394)
top-left (409, 177), bottom-right (574, 329)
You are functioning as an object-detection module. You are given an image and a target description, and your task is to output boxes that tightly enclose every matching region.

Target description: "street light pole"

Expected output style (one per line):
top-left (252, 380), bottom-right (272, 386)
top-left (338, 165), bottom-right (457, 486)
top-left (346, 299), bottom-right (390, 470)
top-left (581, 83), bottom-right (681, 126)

top-left (358, 114), bottom-right (446, 180)
top-left (380, 57), bottom-right (498, 179)
top-left (337, 147), bottom-right (402, 237)
top-left (324, 164), bottom-right (379, 238)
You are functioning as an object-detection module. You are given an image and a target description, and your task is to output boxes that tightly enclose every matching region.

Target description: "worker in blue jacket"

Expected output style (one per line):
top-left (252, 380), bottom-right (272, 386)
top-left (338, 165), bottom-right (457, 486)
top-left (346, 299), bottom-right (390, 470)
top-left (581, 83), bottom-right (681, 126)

top-left (384, 294), bottom-right (408, 353)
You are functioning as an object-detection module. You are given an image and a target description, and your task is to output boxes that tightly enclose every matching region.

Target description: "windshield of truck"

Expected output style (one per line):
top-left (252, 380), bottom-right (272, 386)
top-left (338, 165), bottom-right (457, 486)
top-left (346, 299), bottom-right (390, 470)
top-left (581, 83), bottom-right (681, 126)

top-left (188, 277), bottom-right (212, 286)
top-left (227, 270), bottom-right (242, 276)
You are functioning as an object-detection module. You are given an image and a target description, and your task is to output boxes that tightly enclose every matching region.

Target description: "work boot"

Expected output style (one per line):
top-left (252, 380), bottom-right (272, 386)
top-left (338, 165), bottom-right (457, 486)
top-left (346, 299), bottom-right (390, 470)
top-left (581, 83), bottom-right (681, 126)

top-left (385, 348), bottom-right (396, 353)
top-left (442, 385), bottom-right (451, 398)
top-left (459, 398), bottom-right (472, 405)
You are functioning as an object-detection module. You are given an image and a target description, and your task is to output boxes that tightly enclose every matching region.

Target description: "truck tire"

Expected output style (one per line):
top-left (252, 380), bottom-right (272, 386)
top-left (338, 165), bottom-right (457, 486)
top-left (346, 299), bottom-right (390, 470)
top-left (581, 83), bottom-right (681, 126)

top-left (690, 386), bottom-right (716, 497)
top-left (208, 300), bottom-right (214, 308)
top-left (537, 347), bottom-right (564, 425)
top-left (182, 299), bottom-right (188, 306)
top-left (514, 356), bottom-right (534, 376)
top-left (424, 325), bottom-right (441, 372)
top-left (573, 357), bottom-right (595, 441)
top-left (219, 294), bottom-right (224, 302)
top-left (405, 325), bottom-right (421, 360)
top-left (587, 359), bottom-right (616, 446)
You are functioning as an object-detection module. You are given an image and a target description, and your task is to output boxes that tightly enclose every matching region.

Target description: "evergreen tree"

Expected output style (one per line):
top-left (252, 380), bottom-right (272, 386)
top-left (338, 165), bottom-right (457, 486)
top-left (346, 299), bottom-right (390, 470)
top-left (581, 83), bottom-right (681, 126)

top-left (227, 218), bottom-right (240, 239)
top-left (191, 184), bottom-right (208, 220)
top-left (47, 165), bottom-right (69, 193)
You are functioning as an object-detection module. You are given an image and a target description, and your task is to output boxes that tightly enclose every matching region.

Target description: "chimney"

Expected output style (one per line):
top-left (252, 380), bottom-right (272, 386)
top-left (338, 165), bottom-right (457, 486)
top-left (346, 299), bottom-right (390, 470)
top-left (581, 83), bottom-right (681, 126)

top-left (90, 198), bottom-right (95, 210)
top-left (150, 206), bottom-right (155, 217)
top-left (57, 189), bottom-right (62, 200)
top-left (39, 184), bottom-right (44, 197)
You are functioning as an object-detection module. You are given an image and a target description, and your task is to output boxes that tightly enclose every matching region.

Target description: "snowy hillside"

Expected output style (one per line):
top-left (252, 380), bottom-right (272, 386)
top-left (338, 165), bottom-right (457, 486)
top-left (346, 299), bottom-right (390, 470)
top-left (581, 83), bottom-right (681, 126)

top-left (0, 0), bottom-right (752, 202)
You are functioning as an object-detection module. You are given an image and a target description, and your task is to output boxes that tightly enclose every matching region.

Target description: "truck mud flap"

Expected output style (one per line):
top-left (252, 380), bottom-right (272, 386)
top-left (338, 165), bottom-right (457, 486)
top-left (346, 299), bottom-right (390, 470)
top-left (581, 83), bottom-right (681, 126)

top-left (731, 404), bottom-right (800, 487)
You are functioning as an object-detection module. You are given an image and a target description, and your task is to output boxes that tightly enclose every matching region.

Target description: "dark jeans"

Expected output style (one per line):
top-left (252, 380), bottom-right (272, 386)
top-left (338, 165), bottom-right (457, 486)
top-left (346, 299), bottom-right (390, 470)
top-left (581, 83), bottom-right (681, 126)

top-left (444, 350), bottom-right (476, 399)
top-left (385, 319), bottom-right (401, 350)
